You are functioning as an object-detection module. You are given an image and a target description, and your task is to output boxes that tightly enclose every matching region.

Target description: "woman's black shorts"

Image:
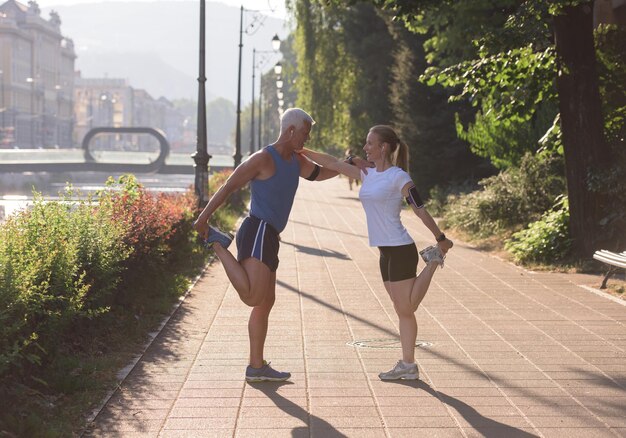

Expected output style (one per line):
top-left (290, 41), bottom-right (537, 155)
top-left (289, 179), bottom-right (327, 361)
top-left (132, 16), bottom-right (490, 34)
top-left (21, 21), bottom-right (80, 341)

top-left (378, 243), bottom-right (418, 282)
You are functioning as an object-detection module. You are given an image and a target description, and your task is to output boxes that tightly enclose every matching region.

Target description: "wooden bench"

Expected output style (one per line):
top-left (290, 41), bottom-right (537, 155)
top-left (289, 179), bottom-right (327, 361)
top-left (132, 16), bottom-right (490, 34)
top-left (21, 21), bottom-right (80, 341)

top-left (593, 250), bottom-right (626, 289)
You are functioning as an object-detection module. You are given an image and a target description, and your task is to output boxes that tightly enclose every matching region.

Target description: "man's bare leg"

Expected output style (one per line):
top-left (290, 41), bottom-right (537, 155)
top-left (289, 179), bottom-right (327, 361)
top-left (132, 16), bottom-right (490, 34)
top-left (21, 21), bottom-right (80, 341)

top-left (248, 271), bottom-right (276, 368)
top-left (212, 245), bottom-right (272, 307)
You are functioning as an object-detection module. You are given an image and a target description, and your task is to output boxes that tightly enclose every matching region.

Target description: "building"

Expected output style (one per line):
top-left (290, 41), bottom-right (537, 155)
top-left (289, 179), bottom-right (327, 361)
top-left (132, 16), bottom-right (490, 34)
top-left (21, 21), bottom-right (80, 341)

top-left (0, 0), bottom-right (75, 148)
top-left (74, 74), bottom-right (186, 152)
top-left (73, 75), bottom-right (133, 149)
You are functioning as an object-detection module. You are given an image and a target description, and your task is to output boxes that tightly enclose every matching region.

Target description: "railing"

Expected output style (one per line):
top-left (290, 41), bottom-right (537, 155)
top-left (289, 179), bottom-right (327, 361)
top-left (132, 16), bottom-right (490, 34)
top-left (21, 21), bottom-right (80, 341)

top-left (0, 127), bottom-right (235, 174)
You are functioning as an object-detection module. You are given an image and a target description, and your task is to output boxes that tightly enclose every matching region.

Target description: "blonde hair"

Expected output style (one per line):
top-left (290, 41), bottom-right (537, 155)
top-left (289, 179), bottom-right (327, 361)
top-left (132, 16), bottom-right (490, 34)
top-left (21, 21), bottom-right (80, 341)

top-left (369, 125), bottom-right (409, 171)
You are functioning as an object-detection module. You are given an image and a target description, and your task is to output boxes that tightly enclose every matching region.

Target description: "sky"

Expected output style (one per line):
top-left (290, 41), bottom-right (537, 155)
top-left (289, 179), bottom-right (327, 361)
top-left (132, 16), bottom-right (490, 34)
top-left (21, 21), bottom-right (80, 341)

top-left (32, 0), bottom-right (288, 20)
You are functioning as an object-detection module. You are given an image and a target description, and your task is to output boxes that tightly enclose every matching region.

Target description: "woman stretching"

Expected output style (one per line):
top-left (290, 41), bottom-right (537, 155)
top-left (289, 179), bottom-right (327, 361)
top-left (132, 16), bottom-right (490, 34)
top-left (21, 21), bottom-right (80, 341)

top-left (300, 125), bottom-right (453, 380)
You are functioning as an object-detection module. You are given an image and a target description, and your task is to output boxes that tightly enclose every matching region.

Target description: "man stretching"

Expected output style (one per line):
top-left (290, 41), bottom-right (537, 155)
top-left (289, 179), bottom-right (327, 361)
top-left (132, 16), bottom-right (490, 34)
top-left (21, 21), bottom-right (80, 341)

top-left (194, 108), bottom-right (339, 382)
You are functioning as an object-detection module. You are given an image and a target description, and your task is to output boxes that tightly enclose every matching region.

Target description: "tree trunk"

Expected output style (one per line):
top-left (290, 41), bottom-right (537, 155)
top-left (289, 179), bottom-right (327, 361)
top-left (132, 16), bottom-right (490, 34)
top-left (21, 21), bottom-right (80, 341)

top-left (553, 1), bottom-right (612, 257)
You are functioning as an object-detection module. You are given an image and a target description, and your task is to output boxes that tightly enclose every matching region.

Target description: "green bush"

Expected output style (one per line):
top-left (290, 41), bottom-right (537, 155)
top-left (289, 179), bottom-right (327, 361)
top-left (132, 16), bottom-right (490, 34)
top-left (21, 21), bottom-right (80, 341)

top-left (0, 189), bottom-right (129, 376)
top-left (505, 196), bottom-right (572, 264)
top-left (0, 173), bottom-right (252, 435)
top-left (442, 153), bottom-right (565, 237)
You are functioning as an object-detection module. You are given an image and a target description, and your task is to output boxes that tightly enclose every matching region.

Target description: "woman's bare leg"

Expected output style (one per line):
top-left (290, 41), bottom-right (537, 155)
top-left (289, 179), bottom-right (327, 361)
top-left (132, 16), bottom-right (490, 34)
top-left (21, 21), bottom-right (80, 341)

top-left (409, 261), bottom-right (439, 312)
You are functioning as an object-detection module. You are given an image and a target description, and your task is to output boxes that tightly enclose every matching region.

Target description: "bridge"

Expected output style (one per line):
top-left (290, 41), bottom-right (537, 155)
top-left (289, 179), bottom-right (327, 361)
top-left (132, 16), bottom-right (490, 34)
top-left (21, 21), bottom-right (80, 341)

top-left (0, 149), bottom-right (234, 174)
top-left (0, 127), bottom-right (235, 174)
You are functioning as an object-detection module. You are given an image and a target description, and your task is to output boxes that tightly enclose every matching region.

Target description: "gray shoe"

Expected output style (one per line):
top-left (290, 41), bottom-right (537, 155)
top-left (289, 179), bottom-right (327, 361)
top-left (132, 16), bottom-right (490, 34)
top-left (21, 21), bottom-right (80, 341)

top-left (245, 361), bottom-right (291, 382)
top-left (204, 226), bottom-right (233, 249)
top-left (419, 244), bottom-right (445, 267)
top-left (379, 360), bottom-right (419, 381)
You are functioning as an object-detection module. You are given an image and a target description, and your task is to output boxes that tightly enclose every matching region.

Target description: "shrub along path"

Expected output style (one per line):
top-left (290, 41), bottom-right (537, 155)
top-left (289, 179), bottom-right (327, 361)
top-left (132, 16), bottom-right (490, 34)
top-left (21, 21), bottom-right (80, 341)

top-left (84, 176), bottom-right (626, 437)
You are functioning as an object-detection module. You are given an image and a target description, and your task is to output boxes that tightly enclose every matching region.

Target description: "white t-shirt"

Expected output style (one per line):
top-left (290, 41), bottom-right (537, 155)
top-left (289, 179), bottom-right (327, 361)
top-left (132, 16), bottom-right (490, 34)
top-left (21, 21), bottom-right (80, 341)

top-left (359, 166), bottom-right (414, 247)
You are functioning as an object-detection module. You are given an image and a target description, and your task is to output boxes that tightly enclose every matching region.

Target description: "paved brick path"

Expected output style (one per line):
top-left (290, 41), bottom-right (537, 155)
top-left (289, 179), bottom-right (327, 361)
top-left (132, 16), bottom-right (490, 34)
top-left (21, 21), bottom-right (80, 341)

top-left (84, 177), bottom-right (626, 438)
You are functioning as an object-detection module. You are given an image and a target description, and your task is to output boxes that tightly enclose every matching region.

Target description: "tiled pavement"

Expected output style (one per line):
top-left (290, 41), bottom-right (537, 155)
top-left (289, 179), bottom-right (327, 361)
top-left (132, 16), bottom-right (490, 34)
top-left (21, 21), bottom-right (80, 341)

top-left (84, 177), bottom-right (626, 438)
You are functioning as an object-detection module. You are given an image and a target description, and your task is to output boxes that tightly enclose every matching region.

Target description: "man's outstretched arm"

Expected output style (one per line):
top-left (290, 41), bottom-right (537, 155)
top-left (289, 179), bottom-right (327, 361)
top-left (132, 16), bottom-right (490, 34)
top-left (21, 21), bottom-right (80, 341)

top-left (296, 150), bottom-right (365, 181)
top-left (194, 154), bottom-right (263, 238)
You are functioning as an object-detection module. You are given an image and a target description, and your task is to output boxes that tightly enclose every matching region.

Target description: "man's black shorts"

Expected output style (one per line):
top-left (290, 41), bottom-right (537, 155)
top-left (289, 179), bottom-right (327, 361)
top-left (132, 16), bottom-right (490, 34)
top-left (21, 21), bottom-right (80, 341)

top-left (236, 215), bottom-right (280, 272)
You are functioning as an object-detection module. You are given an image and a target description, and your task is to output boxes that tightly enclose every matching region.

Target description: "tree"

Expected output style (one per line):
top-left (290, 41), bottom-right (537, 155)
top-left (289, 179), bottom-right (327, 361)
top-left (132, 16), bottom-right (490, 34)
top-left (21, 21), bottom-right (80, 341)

top-left (292, 1), bottom-right (395, 148)
top-left (553, 3), bottom-right (613, 256)
top-left (363, 0), bottom-right (615, 257)
top-left (386, 19), bottom-right (492, 194)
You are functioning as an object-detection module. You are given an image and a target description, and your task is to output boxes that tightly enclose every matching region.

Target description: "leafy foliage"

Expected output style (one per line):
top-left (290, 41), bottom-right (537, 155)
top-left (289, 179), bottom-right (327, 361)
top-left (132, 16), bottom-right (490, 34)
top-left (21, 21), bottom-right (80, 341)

top-left (294, 1), bottom-right (392, 148)
top-left (386, 19), bottom-right (492, 195)
top-left (425, 44), bottom-right (559, 170)
top-left (0, 188), bottom-right (128, 377)
top-left (456, 99), bottom-right (559, 169)
top-left (505, 196), bottom-right (572, 263)
top-left (0, 171), bottom-right (249, 435)
top-left (442, 153), bottom-right (565, 237)
top-left (589, 24), bottom-right (626, 247)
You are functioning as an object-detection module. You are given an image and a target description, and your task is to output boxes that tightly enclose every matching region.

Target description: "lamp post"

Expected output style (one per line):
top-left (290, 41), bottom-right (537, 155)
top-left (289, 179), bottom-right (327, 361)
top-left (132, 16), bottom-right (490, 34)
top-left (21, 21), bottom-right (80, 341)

top-left (26, 77), bottom-right (35, 147)
top-left (249, 37), bottom-right (281, 155)
top-left (0, 70), bottom-right (4, 144)
top-left (55, 84), bottom-right (61, 147)
top-left (234, 5), bottom-right (244, 168)
top-left (249, 48), bottom-right (256, 156)
top-left (235, 4), bottom-right (281, 167)
top-left (192, 0), bottom-right (211, 208)
top-left (258, 69), bottom-right (263, 150)
top-left (257, 60), bottom-right (282, 150)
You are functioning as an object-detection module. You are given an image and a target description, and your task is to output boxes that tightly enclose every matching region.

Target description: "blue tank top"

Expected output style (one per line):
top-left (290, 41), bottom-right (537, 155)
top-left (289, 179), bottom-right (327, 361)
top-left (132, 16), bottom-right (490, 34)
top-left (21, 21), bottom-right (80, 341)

top-left (250, 145), bottom-right (300, 233)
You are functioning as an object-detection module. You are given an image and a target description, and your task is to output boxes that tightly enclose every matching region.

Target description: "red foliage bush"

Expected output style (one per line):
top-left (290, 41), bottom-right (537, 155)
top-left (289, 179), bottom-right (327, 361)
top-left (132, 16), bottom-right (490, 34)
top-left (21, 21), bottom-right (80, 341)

top-left (107, 177), bottom-right (196, 260)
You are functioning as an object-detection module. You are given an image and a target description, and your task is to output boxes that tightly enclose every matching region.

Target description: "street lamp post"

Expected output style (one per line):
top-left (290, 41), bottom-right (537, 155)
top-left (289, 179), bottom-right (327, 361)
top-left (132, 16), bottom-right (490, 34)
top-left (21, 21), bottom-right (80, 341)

top-left (235, 6), bottom-right (281, 167)
top-left (258, 77), bottom-right (263, 149)
top-left (250, 37), bottom-right (281, 155)
top-left (234, 5), bottom-right (244, 168)
top-left (249, 48), bottom-right (256, 156)
top-left (257, 60), bottom-right (283, 150)
top-left (26, 77), bottom-right (35, 147)
top-left (0, 70), bottom-right (4, 144)
top-left (192, 0), bottom-right (211, 209)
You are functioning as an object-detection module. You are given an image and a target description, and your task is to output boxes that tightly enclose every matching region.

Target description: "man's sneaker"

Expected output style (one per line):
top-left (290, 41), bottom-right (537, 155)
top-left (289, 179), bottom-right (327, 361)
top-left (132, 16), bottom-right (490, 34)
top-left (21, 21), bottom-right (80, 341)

top-left (419, 244), bottom-right (445, 267)
top-left (379, 360), bottom-right (419, 381)
top-left (245, 361), bottom-right (291, 382)
top-left (204, 226), bottom-right (233, 249)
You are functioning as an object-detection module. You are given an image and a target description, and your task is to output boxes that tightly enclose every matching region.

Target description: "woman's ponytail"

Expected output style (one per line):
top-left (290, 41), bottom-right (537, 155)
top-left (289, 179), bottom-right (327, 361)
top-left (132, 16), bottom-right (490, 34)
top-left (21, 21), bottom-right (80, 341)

top-left (395, 140), bottom-right (409, 172)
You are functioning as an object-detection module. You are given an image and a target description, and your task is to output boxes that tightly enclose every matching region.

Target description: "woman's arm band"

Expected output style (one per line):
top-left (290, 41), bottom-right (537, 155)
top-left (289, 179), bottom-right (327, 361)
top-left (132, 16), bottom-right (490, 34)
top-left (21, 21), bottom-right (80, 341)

top-left (405, 185), bottom-right (424, 208)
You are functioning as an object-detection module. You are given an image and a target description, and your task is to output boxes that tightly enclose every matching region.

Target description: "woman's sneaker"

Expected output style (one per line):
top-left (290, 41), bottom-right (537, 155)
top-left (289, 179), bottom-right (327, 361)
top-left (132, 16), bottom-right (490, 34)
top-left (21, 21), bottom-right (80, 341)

top-left (245, 361), bottom-right (291, 382)
top-left (379, 360), bottom-right (419, 381)
top-left (204, 226), bottom-right (233, 249)
top-left (419, 245), bottom-right (445, 267)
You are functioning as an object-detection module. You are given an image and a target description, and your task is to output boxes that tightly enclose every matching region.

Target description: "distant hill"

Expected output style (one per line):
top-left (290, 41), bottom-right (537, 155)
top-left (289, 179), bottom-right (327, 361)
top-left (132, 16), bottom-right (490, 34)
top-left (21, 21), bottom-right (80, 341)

top-left (43, 1), bottom-right (288, 103)
top-left (77, 51), bottom-right (200, 101)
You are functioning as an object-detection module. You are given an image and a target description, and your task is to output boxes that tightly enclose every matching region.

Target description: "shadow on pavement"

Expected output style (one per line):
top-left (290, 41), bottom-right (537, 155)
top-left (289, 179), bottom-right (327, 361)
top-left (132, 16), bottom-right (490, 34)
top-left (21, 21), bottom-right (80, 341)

top-left (246, 381), bottom-right (347, 437)
top-left (391, 380), bottom-right (539, 437)
top-left (290, 219), bottom-right (368, 239)
top-left (281, 240), bottom-right (350, 260)
top-left (277, 279), bottom-right (398, 339)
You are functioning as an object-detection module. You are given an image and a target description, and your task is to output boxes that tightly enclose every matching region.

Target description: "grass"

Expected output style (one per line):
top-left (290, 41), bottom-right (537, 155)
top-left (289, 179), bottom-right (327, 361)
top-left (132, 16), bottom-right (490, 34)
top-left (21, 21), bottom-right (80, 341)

top-left (1, 309), bottom-right (172, 437)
